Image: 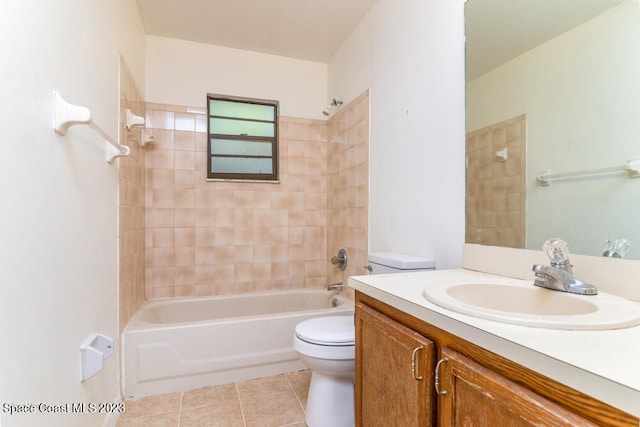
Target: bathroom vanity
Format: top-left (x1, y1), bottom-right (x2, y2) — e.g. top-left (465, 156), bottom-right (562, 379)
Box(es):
top-left (349, 267), bottom-right (640, 426)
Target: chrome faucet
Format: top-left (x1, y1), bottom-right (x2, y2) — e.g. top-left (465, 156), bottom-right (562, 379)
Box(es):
top-left (532, 239), bottom-right (597, 295)
top-left (327, 283), bottom-right (344, 292)
top-left (532, 265), bottom-right (597, 295)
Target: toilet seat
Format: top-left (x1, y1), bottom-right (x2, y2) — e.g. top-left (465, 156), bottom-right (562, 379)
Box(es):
top-left (295, 315), bottom-right (355, 346)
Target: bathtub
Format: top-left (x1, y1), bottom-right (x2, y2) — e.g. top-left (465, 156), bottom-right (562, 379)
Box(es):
top-left (122, 288), bottom-right (354, 399)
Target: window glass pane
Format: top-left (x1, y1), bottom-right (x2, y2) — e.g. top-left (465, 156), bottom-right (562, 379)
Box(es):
top-left (211, 157), bottom-right (273, 174)
top-left (209, 99), bottom-right (274, 121)
top-left (207, 94), bottom-right (278, 180)
top-left (210, 118), bottom-right (274, 137)
top-left (211, 138), bottom-right (273, 156)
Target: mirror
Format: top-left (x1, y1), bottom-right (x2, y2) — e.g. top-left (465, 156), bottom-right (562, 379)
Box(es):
top-left (465, 0), bottom-right (640, 259)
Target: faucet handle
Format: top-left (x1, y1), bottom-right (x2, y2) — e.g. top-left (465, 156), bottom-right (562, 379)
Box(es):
top-left (543, 238), bottom-right (570, 263)
top-left (603, 238), bottom-right (630, 258)
top-left (542, 238), bottom-right (573, 273)
top-left (331, 248), bottom-right (348, 271)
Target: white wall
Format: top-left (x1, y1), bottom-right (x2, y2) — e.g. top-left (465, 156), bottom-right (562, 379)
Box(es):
top-left (0, 0), bottom-right (145, 426)
top-left (145, 36), bottom-right (328, 119)
top-left (467, 2), bottom-right (640, 259)
top-left (329, 0), bottom-right (467, 269)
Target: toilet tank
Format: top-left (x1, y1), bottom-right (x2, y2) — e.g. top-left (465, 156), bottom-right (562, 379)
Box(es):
top-left (367, 252), bottom-right (435, 274)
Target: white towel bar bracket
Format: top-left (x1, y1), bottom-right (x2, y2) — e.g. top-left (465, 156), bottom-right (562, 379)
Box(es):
top-left (125, 108), bottom-right (145, 130)
top-left (52, 91), bottom-right (131, 163)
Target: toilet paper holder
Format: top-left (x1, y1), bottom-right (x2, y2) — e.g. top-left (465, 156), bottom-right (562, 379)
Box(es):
top-left (80, 333), bottom-right (113, 381)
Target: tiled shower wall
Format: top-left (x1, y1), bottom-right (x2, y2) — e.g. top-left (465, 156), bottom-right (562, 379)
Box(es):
top-left (143, 91), bottom-right (370, 299)
top-left (326, 90), bottom-right (370, 293)
top-left (118, 59), bottom-right (147, 332)
top-left (465, 114), bottom-right (526, 249)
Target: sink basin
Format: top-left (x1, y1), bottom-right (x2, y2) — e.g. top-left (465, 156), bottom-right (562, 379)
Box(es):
top-left (423, 281), bottom-right (640, 330)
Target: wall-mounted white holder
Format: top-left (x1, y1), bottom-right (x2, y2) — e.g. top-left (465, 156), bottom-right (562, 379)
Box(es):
top-left (53, 91), bottom-right (130, 163)
top-left (140, 132), bottom-right (156, 147)
top-left (495, 147), bottom-right (508, 162)
top-left (537, 158), bottom-right (640, 186)
top-left (80, 333), bottom-right (113, 382)
top-left (126, 109), bottom-right (145, 130)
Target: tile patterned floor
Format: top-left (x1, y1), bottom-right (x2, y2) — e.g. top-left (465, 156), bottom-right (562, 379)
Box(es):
top-left (116, 370), bottom-right (310, 427)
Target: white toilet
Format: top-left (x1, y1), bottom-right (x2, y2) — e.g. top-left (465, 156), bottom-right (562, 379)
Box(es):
top-left (293, 252), bottom-right (435, 427)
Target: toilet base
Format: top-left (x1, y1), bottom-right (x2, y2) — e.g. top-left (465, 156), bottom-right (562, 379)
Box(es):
top-left (305, 371), bottom-right (354, 427)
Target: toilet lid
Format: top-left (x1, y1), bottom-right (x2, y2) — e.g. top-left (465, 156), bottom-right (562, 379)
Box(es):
top-left (295, 315), bottom-right (355, 346)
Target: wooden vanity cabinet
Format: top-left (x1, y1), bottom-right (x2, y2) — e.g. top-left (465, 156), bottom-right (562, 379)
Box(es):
top-left (355, 292), bottom-right (639, 427)
top-left (437, 347), bottom-right (598, 426)
top-left (355, 303), bottom-right (436, 426)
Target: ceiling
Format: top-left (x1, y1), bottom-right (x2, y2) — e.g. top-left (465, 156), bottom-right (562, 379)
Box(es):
top-left (135, 0), bottom-right (378, 63)
top-left (465, 0), bottom-right (626, 81)
top-left (136, 0), bottom-right (625, 77)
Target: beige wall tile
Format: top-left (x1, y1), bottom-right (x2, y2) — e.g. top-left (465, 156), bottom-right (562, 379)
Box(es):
top-left (151, 130), bottom-right (174, 150)
top-left (174, 150), bottom-right (195, 170)
top-left (135, 91), bottom-right (369, 299)
top-left (153, 111), bottom-right (175, 130)
top-left (146, 149), bottom-right (174, 169)
top-left (175, 248), bottom-right (194, 267)
top-left (174, 208), bottom-right (195, 227)
top-left (174, 113), bottom-right (195, 132)
top-left (118, 60), bottom-right (147, 333)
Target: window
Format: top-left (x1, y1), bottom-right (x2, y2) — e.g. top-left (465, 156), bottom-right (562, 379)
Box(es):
top-left (207, 94), bottom-right (279, 181)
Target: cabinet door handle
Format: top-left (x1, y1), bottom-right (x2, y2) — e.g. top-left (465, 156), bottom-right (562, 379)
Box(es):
top-left (435, 358), bottom-right (449, 395)
top-left (411, 346), bottom-right (423, 381)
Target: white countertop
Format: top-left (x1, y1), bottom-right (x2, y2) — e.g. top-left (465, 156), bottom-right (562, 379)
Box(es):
top-left (348, 268), bottom-right (640, 417)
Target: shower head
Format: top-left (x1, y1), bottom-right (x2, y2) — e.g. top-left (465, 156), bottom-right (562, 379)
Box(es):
top-left (322, 98), bottom-right (343, 116)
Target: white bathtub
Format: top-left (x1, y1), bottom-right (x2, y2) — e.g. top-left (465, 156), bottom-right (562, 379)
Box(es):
top-left (122, 288), bottom-right (354, 399)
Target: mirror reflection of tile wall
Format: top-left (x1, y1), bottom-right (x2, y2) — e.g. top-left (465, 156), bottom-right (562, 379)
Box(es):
top-left (466, 115), bottom-right (526, 248)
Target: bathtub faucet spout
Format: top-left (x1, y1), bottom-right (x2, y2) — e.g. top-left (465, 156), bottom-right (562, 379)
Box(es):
top-left (327, 283), bottom-right (344, 292)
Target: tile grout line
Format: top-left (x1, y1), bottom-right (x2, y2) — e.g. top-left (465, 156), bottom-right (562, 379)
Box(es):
top-left (285, 374), bottom-right (307, 415)
top-left (176, 390), bottom-right (184, 427)
top-left (235, 381), bottom-right (248, 427)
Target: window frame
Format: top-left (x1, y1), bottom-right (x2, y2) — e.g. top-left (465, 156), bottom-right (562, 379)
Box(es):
top-left (207, 93), bottom-right (279, 182)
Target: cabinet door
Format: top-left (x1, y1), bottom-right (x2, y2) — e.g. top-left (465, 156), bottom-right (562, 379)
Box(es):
top-left (437, 347), bottom-right (599, 427)
top-left (355, 303), bottom-right (436, 427)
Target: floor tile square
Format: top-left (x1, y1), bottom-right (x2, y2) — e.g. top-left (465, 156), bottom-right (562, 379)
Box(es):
top-left (182, 383), bottom-right (239, 409)
top-left (242, 390), bottom-right (305, 427)
top-left (116, 410), bottom-right (179, 427)
top-left (180, 400), bottom-right (244, 427)
top-left (120, 392), bottom-right (182, 420)
top-left (236, 374), bottom-right (291, 399)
